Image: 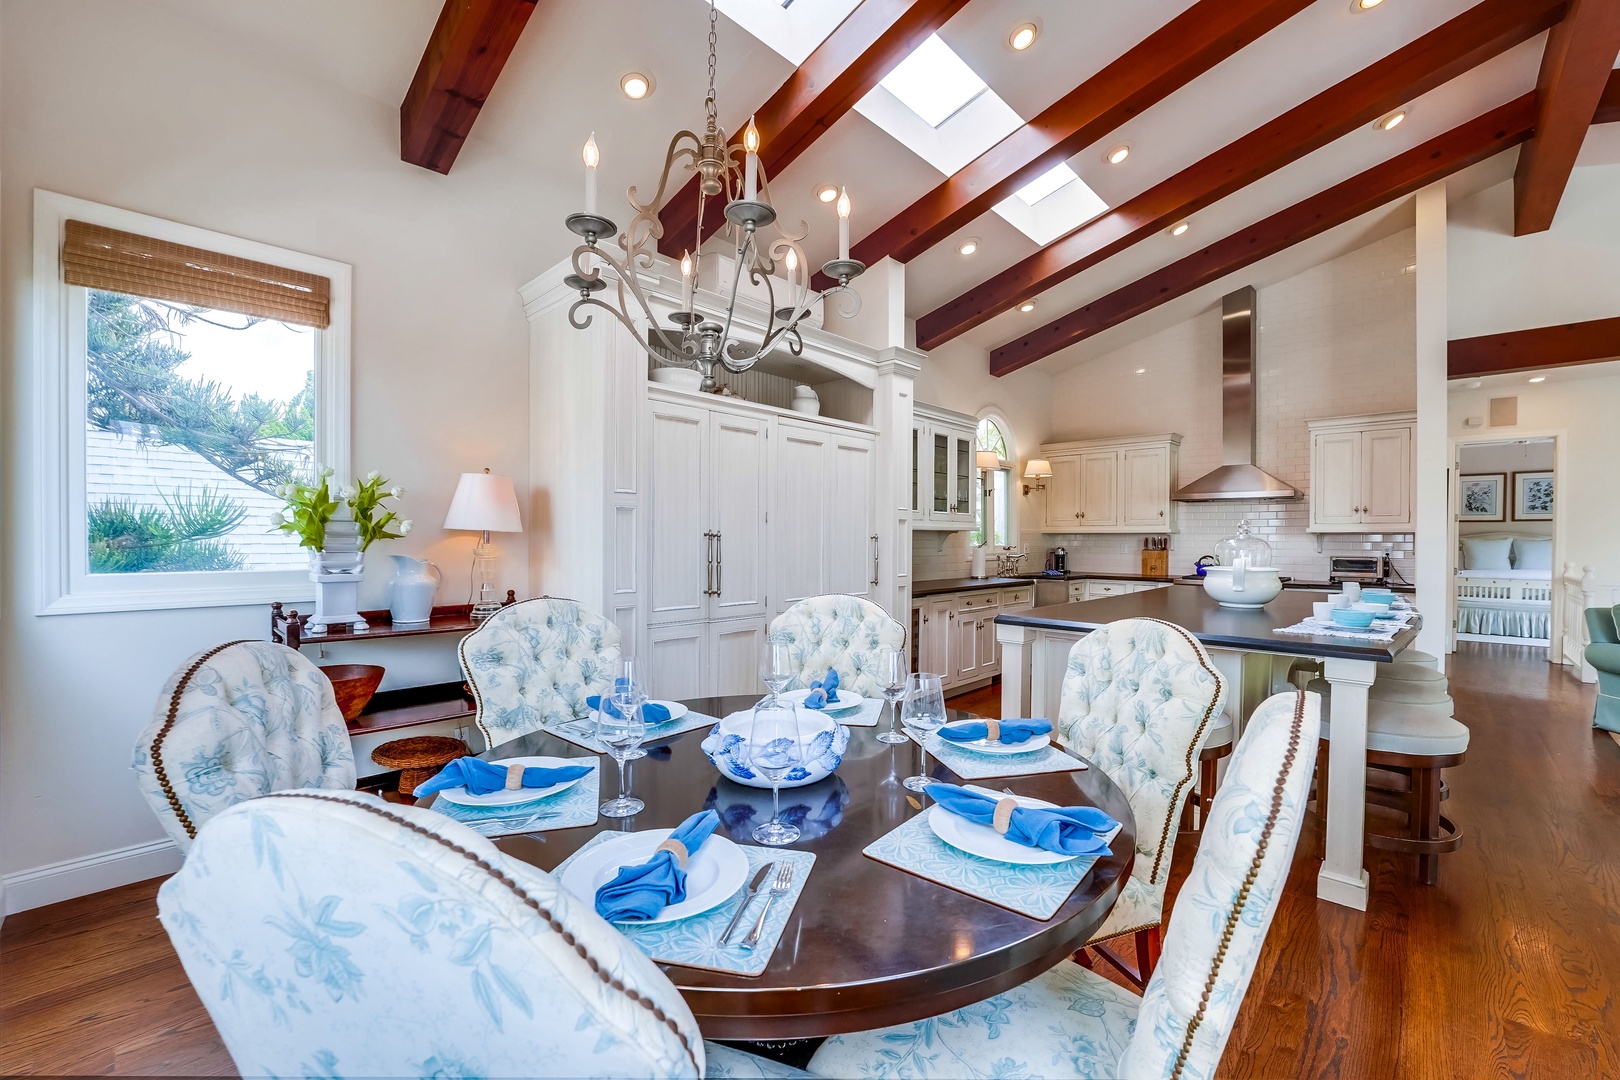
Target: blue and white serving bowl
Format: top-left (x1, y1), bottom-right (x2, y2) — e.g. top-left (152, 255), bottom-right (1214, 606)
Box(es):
top-left (701, 709), bottom-right (850, 789)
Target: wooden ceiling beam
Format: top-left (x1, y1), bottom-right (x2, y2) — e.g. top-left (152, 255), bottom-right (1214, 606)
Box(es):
top-left (400, 0), bottom-right (538, 174)
top-left (829, 0), bottom-right (1314, 285)
top-left (918, 0), bottom-right (1568, 352)
top-left (657, 0), bottom-right (970, 258)
top-left (1450, 316), bottom-right (1620, 377)
top-left (1512, 0), bottom-right (1620, 235)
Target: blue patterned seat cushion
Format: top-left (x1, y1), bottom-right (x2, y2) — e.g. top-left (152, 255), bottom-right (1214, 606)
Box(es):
top-left (460, 597), bottom-right (622, 748)
top-left (131, 640), bottom-right (355, 850)
top-left (769, 595), bottom-right (906, 698)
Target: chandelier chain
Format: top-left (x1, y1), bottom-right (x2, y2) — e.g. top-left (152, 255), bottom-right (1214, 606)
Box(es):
top-left (705, 0), bottom-right (718, 129)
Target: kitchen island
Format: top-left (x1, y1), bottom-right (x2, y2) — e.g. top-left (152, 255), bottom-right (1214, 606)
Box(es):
top-left (996, 584), bottom-right (1421, 912)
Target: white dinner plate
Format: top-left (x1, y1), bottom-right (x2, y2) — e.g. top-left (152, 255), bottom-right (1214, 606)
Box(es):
top-left (935, 723), bottom-right (1051, 756)
top-left (559, 829), bottom-right (750, 925)
top-left (780, 687), bottom-right (865, 713)
top-left (640, 700), bottom-right (690, 726)
top-left (927, 792), bottom-right (1084, 866)
top-left (434, 756), bottom-right (591, 808)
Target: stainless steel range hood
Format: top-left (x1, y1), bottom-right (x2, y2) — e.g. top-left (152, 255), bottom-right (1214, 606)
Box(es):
top-left (1173, 286), bottom-right (1299, 502)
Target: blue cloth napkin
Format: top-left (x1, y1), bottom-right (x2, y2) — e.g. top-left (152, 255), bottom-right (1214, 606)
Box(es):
top-left (413, 757), bottom-right (592, 798)
top-left (803, 670), bottom-right (842, 709)
top-left (585, 695), bottom-right (673, 726)
top-left (937, 718), bottom-right (1053, 745)
top-left (925, 784), bottom-right (1117, 856)
top-left (593, 810), bottom-right (722, 922)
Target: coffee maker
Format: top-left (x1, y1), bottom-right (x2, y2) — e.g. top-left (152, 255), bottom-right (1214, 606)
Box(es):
top-left (1046, 547), bottom-right (1068, 574)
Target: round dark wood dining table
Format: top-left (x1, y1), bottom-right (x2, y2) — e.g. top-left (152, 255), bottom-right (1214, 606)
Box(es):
top-left (477, 696), bottom-right (1136, 1041)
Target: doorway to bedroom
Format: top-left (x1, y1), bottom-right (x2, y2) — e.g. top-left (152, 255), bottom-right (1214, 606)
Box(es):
top-left (1451, 437), bottom-right (1558, 656)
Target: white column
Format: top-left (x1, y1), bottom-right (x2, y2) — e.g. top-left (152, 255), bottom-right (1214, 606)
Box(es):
top-left (1414, 182), bottom-right (1449, 670)
top-left (1318, 656), bottom-right (1375, 910)
top-left (995, 621), bottom-right (1036, 719)
top-left (875, 350), bottom-right (920, 619)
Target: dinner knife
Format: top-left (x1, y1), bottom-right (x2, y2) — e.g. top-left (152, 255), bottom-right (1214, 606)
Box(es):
top-left (720, 862), bottom-right (776, 945)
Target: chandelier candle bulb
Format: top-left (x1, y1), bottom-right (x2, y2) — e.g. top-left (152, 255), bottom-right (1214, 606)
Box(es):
top-left (680, 251), bottom-right (694, 311)
top-left (743, 117), bottom-right (760, 202)
top-left (837, 188), bottom-right (851, 261)
top-left (582, 132), bottom-right (599, 215)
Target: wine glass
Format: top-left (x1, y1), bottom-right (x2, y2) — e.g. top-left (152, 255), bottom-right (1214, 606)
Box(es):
top-left (875, 646), bottom-right (909, 744)
top-left (743, 700), bottom-right (805, 846)
top-left (900, 673), bottom-right (947, 793)
top-left (597, 684), bottom-right (647, 818)
top-left (760, 640), bottom-right (796, 707)
top-left (614, 658), bottom-right (648, 761)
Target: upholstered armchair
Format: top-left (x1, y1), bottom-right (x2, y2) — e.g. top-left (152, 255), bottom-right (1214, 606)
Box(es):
top-left (131, 640), bottom-right (355, 851)
top-left (809, 690), bottom-right (1321, 1080)
top-left (156, 790), bottom-right (802, 1079)
top-left (459, 597), bottom-right (622, 749)
top-left (768, 595), bottom-right (906, 698)
top-left (1054, 618), bottom-right (1228, 986)
top-left (1585, 608), bottom-right (1620, 733)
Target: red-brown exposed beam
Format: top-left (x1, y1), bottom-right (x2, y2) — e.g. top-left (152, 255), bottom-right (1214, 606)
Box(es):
top-left (657, 0), bottom-right (969, 257)
top-left (918, 0), bottom-right (1567, 352)
top-left (1597, 69), bottom-right (1620, 123)
top-left (401, 0), bottom-right (538, 174)
top-left (1449, 316), bottom-right (1620, 377)
top-left (1512, 0), bottom-right (1620, 234)
top-left (989, 96), bottom-right (1539, 376)
top-left (833, 0), bottom-right (1313, 287)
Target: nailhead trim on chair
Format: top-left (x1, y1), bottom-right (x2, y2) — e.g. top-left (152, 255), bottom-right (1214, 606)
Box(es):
top-left (1139, 619), bottom-right (1225, 884)
top-left (1168, 689), bottom-right (1306, 1080)
top-left (269, 791), bottom-right (702, 1076)
top-left (150, 640), bottom-right (253, 840)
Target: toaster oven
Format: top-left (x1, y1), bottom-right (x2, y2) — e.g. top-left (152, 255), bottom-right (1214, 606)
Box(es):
top-left (1328, 554), bottom-right (1388, 585)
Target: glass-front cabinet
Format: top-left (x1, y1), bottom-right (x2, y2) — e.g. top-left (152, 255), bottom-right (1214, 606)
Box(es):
top-left (913, 403), bottom-right (978, 531)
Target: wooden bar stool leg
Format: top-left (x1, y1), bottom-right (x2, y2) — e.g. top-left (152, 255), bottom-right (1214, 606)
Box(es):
top-left (1415, 766), bottom-right (1442, 886)
top-left (1199, 756), bottom-right (1219, 830)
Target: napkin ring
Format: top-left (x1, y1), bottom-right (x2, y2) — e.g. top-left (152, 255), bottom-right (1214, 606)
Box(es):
top-left (504, 764), bottom-right (526, 791)
top-left (984, 719), bottom-right (1001, 742)
top-left (655, 838), bottom-right (689, 869)
top-left (992, 797), bottom-right (1019, 836)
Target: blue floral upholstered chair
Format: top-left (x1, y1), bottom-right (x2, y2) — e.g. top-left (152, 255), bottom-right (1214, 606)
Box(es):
top-left (807, 689), bottom-right (1321, 1080)
top-left (132, 640), bottom-right (355, 851)
top-left (157, 790), bottom-right (804, 1079)
top-left (459, 596), bottom-right (622, 749)
top-left (1055, 619), bottom-right (1227, 987)
top-left (1584, 607), bottom-right (1620, 733)
top-left (768, 594), bottom-right (906, 697)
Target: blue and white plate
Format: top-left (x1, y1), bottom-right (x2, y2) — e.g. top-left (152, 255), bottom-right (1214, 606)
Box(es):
top-left (780, 687), bottom-right (865, 713)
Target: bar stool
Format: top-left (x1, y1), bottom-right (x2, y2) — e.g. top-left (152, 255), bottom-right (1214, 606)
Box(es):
top-left (1181, 715), bottom-right (1232, 832)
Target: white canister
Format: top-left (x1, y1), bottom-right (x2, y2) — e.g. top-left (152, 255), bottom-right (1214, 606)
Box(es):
top-left (1342, 582), bottom-right (1362, 603)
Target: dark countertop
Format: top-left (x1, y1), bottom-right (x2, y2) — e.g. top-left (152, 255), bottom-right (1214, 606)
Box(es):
top-left (995, 584), bottom-right (1421, 662)
top-left (1173, 575), bottom-right (1416, 594)
top-left (914, 572), bottom-right (1175, 597)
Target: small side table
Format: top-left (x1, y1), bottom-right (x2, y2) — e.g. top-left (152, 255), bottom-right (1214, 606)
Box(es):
top-left (371, 735), bottom-right (469, 797)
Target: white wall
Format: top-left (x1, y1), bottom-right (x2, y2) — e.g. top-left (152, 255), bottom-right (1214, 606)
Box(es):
top-left (1456, 440), bottom-right (1555, 539)
top-left (0, 0), bottom-right (553, 909)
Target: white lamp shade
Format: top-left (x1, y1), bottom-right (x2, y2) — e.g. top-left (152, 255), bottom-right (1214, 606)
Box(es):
top-left (443, 471), bottom-right (523, 533)
top-left (976, 450), bottom-right (1003, 470)
top-left (1024, 458), bottom-right (1053, 479)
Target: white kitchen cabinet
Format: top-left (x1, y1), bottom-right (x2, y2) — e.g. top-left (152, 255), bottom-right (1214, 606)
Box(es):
top-left (1307, 413), bottom-right (1415, 533)
top-left (1083, 579), bottom-right (1132, 600)
top-left (1077, 450), bottom-right (1118, 527)
top-left (1044, 456), bottom-right (1083, 530)
top-left (952, 594), bottom-right (1000, 683)
top-left (1038, 434), bottom-right (1181, 534)
top-left (920, 597), bottom-right (954, 683)
top-left (1121, 445), bottom-right (1173, 529)
top-left (829, 433), bottom-right (878, 601)
top-left (913, 403), bottom-right (978, 531)
top-left (775, 421), bottom-right (833, 609)
top-left (709, 412), bottom-right (771, 622)
top-left (646, 616), bottom-right (765, 700)
top-left (709, 617), bottom-right (767, 696)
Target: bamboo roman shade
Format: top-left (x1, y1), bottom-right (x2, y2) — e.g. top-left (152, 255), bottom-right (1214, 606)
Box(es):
top-left (62, 220), bottom-right (331, 328)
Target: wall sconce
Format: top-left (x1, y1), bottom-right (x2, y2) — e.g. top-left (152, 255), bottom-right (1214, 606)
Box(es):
top-left (976, 450), bottom-right (1002, 494)
top-left (1022, 458), bottom-right (1052, 495)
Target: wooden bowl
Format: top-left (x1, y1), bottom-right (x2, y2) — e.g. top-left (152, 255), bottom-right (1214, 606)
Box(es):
top-left (320, 664), bottom-right (386, 721)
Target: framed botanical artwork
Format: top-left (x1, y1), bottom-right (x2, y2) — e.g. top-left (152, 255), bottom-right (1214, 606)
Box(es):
top-left (1513, 470), bottom-right (1554, 521)
top-left (1458, 473), bottom-right (1505, 521)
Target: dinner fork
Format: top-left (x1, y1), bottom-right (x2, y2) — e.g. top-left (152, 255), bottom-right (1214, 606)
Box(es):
top-left (740, 863), bottom-right (795, 951)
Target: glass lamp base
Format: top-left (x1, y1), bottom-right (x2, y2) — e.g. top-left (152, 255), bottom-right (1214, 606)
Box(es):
top-left (752, 820), bottom-right (801, 846)
top-left (600, 796), bottom-right (644, 819)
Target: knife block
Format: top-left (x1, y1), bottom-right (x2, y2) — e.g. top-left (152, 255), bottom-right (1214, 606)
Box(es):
top-left (1141, 549), bottom-right (1169, 578)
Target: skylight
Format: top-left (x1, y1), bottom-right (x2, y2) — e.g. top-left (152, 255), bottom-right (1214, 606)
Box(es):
top-left (878, 34), bottom-right (987, 128)
top-left (712, 0), bottom-right (861, 66)
top-left (1016, 163), bottom-right (1080, 206)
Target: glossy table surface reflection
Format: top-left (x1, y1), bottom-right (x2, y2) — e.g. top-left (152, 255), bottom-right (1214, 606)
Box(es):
top-left (483, 696), bottom-right (1135, 1040)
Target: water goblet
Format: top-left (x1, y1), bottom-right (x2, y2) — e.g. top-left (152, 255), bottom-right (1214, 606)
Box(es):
top-left (597, 686), bottom-right (647, 818)
top-left (900, 673), bottom-right (947, 793)
top-left (760, 640), bottom-right (796, 707)
top-left (744, 700), bottom-right (805, 846)
top-left (875, 646), bottom-right (909, 745)
top-left (612, 659), bottom-right (648, 760)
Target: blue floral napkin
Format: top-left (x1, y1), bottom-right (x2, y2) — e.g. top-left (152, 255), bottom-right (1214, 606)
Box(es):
top-left (803, 670), bottom-right (842, 710)
top-left (594, 810), bottom-right (722, 922)
top-left (925, 783), bottom-right (1116, 856)
top-left (412, 757), bottom-right (592, 798)
top-left (937, 719), bottom-right (1052, 745)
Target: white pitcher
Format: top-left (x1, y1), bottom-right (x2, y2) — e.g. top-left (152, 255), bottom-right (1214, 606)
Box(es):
top-left (387, 554), bottom-right (441, 626)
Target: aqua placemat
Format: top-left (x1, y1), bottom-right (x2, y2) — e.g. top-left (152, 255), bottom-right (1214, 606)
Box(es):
top-left (822, 698), bottom-right (885, 727)
top-left (545, 710), bottom-right (721, 753)
top-left (908, 731), bottom-right (1088, 780)
top-left (428, 761), bottom-right (599, 838)
top-left (554, 832), bottom-right (815, 977)
top-left (863, 808), bottom-right (1106, 920)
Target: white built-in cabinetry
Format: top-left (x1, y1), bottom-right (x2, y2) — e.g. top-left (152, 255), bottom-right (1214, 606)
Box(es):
top-left (911, 584), bottom-right (1035, 692)
top-left (911, 403), bottom-right (978, 531)
top-left (1038, 435), bottom-right (1181, 533)
top-left (1307, 412), bottom-right (1415, 533)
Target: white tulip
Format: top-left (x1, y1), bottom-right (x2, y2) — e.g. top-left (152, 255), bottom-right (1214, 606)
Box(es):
top-left (390, 486), bottom-right (404, 498)
top-left (365, 470), bottom-right (381, 483)
top-left (337, 484), bottom-right (356, 500)
top-left (400, 519), bottom-right (414, 535)
top-left (318, 464), bottom-right (335, 479)
top-left (269, 511), bottom-right (285, 525)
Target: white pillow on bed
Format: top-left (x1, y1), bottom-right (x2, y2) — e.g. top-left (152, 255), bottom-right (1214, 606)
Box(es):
top-left (1460, 536), bottom-right (1513, 571)
top-left (1513, 537), bottom-right (1552, 571)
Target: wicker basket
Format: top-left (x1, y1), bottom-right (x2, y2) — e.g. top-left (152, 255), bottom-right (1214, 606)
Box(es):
top-left (371, 735), bottom-right (469, 796)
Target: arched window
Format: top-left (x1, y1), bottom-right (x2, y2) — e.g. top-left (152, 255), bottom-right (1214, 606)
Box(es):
top-left (973, 416), bottom-right (1012, 547)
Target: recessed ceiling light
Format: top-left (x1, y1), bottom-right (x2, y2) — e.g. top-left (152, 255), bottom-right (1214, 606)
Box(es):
top-left (1135, 368), bottom-right (1147, 375)
top-left (1019, 300), bottom-right (1036, 313)
top-left (1009, 23), bottom-right (1038, 51)
top-left (815, 183), bottom-right (840, 203)
top-left (620, 72), bottom-right (652, 100)
top-left (1375, 110), bottom-right (1406, 132)
top-left (958, 237), bottom-right (980, 256)
top-left (1353, 0), bottom-right (1385, 10)
top-left (1169, 221), bottom-right (1190, 237)
top-left (1468, 379), bottom-right (1483, 389)
top-left (1527, 375), bottom-right (1546, 383)
top-left (1105, 144), bottom-right (1131, 165)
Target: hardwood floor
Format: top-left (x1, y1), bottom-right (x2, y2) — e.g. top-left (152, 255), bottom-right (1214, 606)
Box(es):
top-left (2, 644), bottom-right (1613, 1077)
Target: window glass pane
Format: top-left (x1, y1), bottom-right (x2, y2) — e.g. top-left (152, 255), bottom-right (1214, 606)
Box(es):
top-left (85, 289), bottom-right (315, 574)
top-left (993, 469), bottom-right (1010, 545)
top-left (972, 474), bottom-right (985, 546)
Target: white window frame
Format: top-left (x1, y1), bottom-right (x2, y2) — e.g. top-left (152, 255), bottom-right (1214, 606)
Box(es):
top-left (33, 190), bottom-right (351, 615)
top-left (974, 411), bottom-right (1016, 548)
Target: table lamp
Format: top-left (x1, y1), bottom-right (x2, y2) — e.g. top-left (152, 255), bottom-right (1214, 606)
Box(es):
top-left (443, 468), bottom-right (523, 620)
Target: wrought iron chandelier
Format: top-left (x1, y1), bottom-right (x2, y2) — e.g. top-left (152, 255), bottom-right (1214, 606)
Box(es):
top-left (562, 0), bottom-right (865, 391)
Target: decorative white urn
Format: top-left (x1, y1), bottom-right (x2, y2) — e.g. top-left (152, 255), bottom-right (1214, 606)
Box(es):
top-left (306, 519), bottom-right (368, 634)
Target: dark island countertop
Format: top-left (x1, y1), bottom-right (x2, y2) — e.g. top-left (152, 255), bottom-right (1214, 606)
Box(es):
top-left (995, 583), bottom-right (1421, 662)
top-left (913, 572), bottom-right (1174, 597)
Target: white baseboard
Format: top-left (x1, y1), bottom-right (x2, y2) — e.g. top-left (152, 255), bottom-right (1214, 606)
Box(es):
top-left (2, 837), bottom-right (181, 915)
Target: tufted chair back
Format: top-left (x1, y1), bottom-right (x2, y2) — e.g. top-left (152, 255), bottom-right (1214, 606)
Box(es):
top-left (1057, 619), bottom-right (1227, 896)
top-left (460, 597), bottom-right (621, 749)
top-left (1116, 690), bottom-right (1320, 1080)
top-left (132, 640), bottom-right (355, 851)
top-left (157, 790), bottom-right (705, 1078)
top-left (768, 594), bottom-right (906, 697)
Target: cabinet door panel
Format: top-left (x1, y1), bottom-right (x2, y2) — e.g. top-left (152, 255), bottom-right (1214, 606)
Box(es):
top-left (710, 412), bottom-right (769, 621)
top-left (646, 622), bottom-right (705, 701)
top-left (708, 617), bottom-right (766, 697)
top-left (1361, 426), bottom-right (1412, 526)
top-left (646, 403), bottom-right (708, 626)
top-left (776, 424), bottom-right (831, 609)
top-left (975, 606), bottom-right (1001, 675)
top-left (1120, 446), bottom-right (1170, 528)
top-left (829, 434), bottom-right (876, 600)
top-left (931, 431), bottom-right (950, 515)
top-left (1077, 450), bottom-right (1118, 527)
top-left (1045, 457), bottom-right (1082, 529)
top-left (952, 606), bottom-right (980, 683)
top-left (1312, 431), bottom-right (1362, 527)
top-left (924, 598), bottom-right (954, 684)
top-left (953, 434), bottom-right (974, 519)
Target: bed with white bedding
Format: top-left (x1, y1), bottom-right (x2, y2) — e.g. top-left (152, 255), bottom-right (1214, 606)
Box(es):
top-left (1455, 534), bottom-right (1552, 644)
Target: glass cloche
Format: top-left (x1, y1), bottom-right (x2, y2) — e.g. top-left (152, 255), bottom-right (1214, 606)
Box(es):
top-left (1215, 519), bottom-right (1274, 569)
